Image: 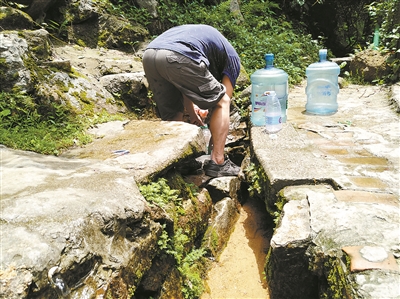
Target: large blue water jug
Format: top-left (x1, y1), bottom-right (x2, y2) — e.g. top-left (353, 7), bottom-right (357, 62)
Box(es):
top-left (305, 49), bottom-right (340, 115)
top-left (250, 54), bottom-right (288, 126)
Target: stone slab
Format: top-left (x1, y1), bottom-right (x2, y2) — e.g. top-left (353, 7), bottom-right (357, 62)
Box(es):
top-left (0, 119), bottom-right (205, 298)
top-left (272, 185), bottom-right (400, 298)
top-left (62, 119), bottom-right (206, 183)
top-left (251, 124), bottom-right (343, 193)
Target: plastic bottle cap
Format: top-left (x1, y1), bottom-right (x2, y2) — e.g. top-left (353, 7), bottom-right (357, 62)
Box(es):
top-left (319, 49), bottom-right (327, 55)
top-left (265, 53), bottom-right (274, 61)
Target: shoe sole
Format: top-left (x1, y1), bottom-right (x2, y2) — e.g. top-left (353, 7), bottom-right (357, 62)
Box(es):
top-left (205, 169), bottom-right (238, 178)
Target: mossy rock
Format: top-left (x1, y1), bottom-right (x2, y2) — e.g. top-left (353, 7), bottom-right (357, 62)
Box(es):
top-left (0, 6), bottom-right (34, 30)
top-left (98, 14), bottom-right (149, 51)
top-left (20, 29), bottom-right (52, 60)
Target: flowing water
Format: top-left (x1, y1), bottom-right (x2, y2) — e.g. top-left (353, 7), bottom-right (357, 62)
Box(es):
top-left (201, 196), bottom-right (273, 299)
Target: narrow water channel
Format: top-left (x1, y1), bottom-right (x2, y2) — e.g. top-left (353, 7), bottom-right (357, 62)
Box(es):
top-left (201, 196), bottom-right (273, 299)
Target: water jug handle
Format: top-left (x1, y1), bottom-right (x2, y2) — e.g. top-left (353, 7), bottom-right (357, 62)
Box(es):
top-left (306, 78), bottom-right (339, 94)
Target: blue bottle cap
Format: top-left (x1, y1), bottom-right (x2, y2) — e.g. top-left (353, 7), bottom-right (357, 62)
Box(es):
top-left (319, 49), bottom-right (327, 62)
top-left (265, 53), bottom-right (274, 61)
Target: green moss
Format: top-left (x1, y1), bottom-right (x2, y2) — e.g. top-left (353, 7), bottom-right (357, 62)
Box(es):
top-left (209, 228), bottom-right (219, 253)
top-left (264, 247), bottom-right (273, 282)
top-left (98, 30), bottom-right (110, 48)
top-left (77, 39), bottom-right (86, 47)
top-left (0, 57), bottom-right (9, 83)
top-left (139, 173), bottom-right (210, 299)
top-left (321, 255), bottom-right (351, 299)
top-left (276, 189), bottom-right (288, 212)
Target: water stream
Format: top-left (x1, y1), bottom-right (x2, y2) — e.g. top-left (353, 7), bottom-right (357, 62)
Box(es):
top-left (201, 196), bottom-right (273, 298)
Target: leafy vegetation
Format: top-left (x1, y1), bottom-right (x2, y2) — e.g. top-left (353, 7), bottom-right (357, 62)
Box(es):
top-left (0, 90), bottom-right (124, 155)
top-left (0, 91), bottom-right (86, 155)
top-left (139, 178), bottom-right (181, 207)
top-left (139, 178), bottom-right (207, 299)
top-left (157, 0), bottom-right (322, 85)
top-left (155, 0), bottom-right (399, 84)
top-left (367, 0), bottom-right (400, 82)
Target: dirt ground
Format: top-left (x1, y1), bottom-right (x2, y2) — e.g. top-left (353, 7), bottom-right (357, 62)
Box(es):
top-left (201, 197), bottom-right (273, 299)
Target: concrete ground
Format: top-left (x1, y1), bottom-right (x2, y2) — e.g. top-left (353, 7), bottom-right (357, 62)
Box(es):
top-left (251, 82), bottom-right (399, 298)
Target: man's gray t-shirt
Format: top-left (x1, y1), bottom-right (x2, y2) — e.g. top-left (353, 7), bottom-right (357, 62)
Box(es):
top-left (146, 24), bottom-right (241, 87)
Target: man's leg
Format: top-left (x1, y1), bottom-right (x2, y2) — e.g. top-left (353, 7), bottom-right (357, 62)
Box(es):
top-left (143, 49), bottom-right (184, 120)
top-left (209, 93), bottom-right (230, 165)
top-left (169, 111), bottom-right (183, 121)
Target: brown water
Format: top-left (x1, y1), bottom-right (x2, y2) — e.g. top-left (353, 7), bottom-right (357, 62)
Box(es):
top-left (201, 197), bottom-right (273, 299)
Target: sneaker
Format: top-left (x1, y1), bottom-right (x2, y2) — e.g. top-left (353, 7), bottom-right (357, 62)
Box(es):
top-left (203, 158), bottom-right (241, 178)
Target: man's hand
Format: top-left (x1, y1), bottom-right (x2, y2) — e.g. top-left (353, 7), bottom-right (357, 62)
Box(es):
top-left (183, 95), bottom-right (207, 126)
top-left (194, 105), bottom-right (209, 121)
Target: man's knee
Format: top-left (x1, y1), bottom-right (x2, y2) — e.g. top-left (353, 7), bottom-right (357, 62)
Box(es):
top-left (215, 94), bottom-right (230, 108)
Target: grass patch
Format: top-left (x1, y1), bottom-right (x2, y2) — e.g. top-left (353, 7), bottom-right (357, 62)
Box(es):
top-left (0, 91), bottom-right (123, 155)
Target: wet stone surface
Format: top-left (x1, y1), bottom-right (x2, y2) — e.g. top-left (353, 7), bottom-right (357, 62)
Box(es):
top-left (261, 83), bottom-right (399, 299)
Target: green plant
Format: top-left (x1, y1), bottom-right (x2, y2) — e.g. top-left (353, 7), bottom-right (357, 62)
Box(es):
top-left (367, 0), bottom-right (400, 82)
top-left (157, 224), bottom-right (171, 251)
top-left (245, 162), bottom-right (262, 197)
top-left (0, 91), bottom-right (89, 155)
top-left (154, 225), bottom-right (207, 299)
top-left (0, 90), bottom-right (124, 155)
top-left (179, 248), bottom-right (207, 299)
top-left (139, 178), bottom-right (184, 211)
top-left (156, 0), bottom-right (322, 85)
top-left (140, 177), bottom-right (207, 298)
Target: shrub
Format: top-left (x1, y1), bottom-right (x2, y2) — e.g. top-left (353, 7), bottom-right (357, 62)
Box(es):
top-left (157, 0), bottom-right (322, 85)
top-left (367, 0), bottom-right (400, 83)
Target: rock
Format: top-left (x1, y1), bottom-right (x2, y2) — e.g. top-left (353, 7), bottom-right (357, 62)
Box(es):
top-left (98, 14), bottom-right (149, 51)
top-left (136, 0), bottom-right (159, 18)
top-left (201, 177), bottom-right (242, 258)
top-left (35, 70), bottom-right (122, 114)
top-left (202, 197), bottom-right (240, 258)
top-left (206, 176), bottom-right (242, 203)
top-left (266, 184), bottom-right (400, 299)
top-left (100, 72), bottom-right (149, 110)
top-left (62, 120), bottom-right (206, 183)
top-left (67, 0), bottom-right (99, 23)
top-left (230, 0), bottom-right (244, 22)
top-left (0, 119), bottom-right (212, 298)
top-left (250, 124), bottom-right (341, 211)
top-left (0, 146), bottom-right (160, 298)
top-left (0, 32), bottom-right (32, 92)
top-left (20, 29), bottom-right (52, 60)
top-left (349, 49), bottom-right (390, 82)
top-left (390, 82), bottom-right (400, 113)
top-left (52, 45), bottom-right (144, 79)
top-left (41, 59), bottom-right (72, 72)
top-left (25, 0), bottom-right (57, 21)
top-left (0, 6), bottom-right (34, 30)
top-left (267, 197), bottom-right (317, 299)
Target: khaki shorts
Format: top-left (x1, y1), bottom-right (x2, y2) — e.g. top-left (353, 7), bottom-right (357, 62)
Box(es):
top-left (143, 49), bottom-right (226, 120)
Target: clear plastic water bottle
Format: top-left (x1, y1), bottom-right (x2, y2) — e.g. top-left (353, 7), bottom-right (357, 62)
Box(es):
top-left (305, 49), bottom-right (340, 115)
top-left (264, 91), bottom-right (282, 134)
top-left (201, 125), bottom-right (212, 154)
top-left (250, 54), bottom-right (289, 126)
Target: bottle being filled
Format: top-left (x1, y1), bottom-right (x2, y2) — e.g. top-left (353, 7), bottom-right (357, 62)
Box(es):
top-left (264, 91), bottom-right (282, 134)
top-left (250, 54), bottom-right (288, 126)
